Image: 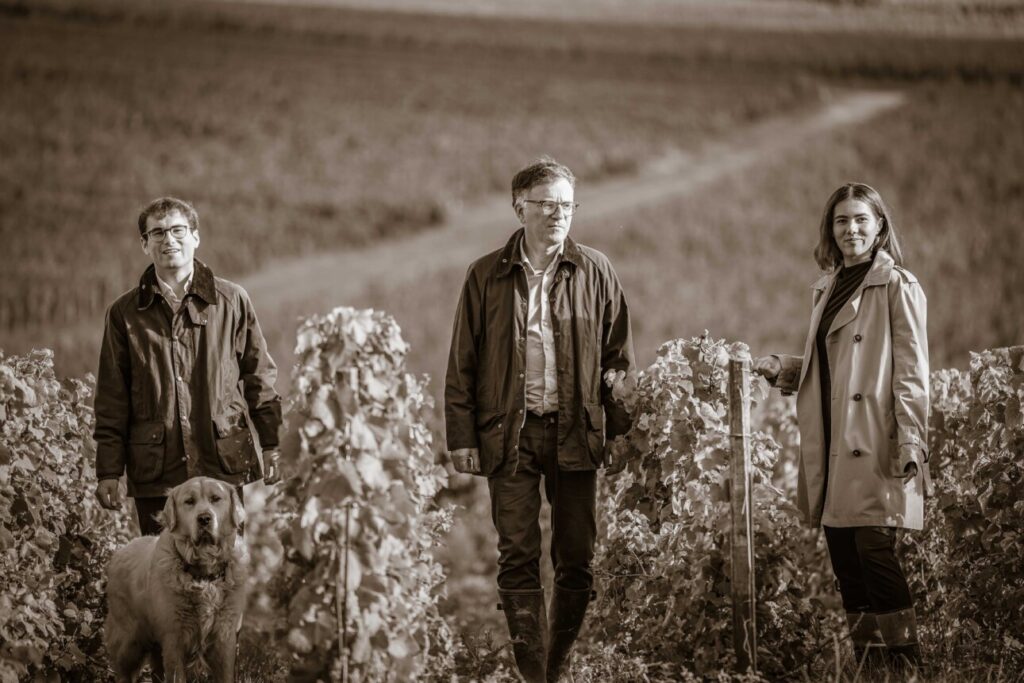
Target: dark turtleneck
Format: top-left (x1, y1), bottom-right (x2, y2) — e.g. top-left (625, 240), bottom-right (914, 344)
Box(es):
top-left (817, 259), bottom-right (873, 477)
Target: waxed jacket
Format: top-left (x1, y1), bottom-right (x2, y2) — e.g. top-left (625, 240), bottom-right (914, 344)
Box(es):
top-left (93, 260), bottom-right (281, 497)
top-left (774, 250), bottom-right (929, 530)
top-left (445, 229), bottom-right (635, 476)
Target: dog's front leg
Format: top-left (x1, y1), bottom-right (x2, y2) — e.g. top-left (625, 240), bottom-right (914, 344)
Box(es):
top-left (208, 625), bottom-right (238, 683)
top-left (149, 643), bottom-right (165, 682)
top-left (160, 643), bottom-right (187, 683)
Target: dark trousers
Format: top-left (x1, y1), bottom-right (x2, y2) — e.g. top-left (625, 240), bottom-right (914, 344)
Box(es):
top-left (487, 412), bottom-right (597, 592)
top-left (824, 526), bottom-right (914, 614)
top-left (134, 485), bottom-right (245, 536)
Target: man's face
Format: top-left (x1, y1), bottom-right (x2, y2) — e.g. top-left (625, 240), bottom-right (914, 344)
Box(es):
top-left (141, 210), bottom-right (199, 272)
top-left (516, 178), bottom-right (575, 249)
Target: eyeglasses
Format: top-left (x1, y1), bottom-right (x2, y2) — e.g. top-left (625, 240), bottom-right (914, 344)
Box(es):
top-left (522, 200), bottom-right (579, 217)
top-left (143, 225), bottom-right (192, 242)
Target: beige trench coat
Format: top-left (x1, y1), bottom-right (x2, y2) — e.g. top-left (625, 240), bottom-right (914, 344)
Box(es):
top-left (774, 250), bottom-right (929, 530)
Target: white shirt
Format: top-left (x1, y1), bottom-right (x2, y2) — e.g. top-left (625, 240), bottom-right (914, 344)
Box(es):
top-left (155, 270), bottom-right (194, 314)
top-left (521, 242), bottom-right (561, 414)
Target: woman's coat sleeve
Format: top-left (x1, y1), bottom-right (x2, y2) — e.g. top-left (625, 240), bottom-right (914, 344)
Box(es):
top-left (889, 272), bottom-right (929, 470)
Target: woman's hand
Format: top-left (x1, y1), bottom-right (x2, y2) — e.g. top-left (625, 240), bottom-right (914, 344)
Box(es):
top-left (752, 355), bottom-right (782, 381)
top-left (899, 444), bottom-right (920, 481)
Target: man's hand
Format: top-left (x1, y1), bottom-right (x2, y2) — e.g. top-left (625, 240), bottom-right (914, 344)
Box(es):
top-left (604, 444), bottom-right (627, 477)
top-left (752, 355), bottom-right (782, 381)
top-left (95, 479), bottom-right (123, 510)
top-left (263, 448), bottom-right (282, 485)
top-left (450, 448), bottom-right (481, 474)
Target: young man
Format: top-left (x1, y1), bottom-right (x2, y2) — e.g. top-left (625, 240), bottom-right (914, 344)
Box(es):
top-left (93, 197), bottom-right (281, 535)
top-left (445, 158), bottom-right (635, 682)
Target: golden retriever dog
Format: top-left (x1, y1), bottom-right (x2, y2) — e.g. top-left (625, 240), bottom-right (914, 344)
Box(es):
top-left (105, 477), bottom-right (247, 682)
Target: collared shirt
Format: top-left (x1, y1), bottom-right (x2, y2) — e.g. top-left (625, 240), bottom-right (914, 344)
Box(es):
top-left (521, 241), bottom-right (561, 414)
top-left (154, 269), bottom-right (194, 314)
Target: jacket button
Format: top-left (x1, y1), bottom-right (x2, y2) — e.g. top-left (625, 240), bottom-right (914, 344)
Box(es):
top-left (854, 334), bottom-right (863, 342)
top-left (852, 449), bottom-right (862, 457)
top-left (497, 423), bottom-right (502, 429)
top-left (853, 393), bottom-right (862, 401)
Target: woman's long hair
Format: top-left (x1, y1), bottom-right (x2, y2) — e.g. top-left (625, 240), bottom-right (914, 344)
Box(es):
top-left (814, 183), bottom-right (904, 271)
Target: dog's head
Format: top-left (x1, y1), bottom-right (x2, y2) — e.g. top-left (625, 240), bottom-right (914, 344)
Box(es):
top-left (161, 477), bottom-right (244, 571)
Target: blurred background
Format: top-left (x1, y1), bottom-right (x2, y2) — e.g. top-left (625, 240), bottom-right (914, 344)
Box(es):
top-left (2, 0), bottom-right (1022, 665)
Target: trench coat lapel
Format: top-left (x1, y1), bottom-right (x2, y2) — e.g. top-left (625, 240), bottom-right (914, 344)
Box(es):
top-left (827, 251), bottom-right (895, 338)
top-left (827, 290), bottom-right (862, 338)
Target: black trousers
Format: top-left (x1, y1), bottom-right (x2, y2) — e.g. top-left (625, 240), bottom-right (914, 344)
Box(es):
top-left (487, 412), bottom-right (597, 592)
top-left (133, 485), bottom-right (245, 536)
top-left (823, 525), bottom-right (914, 614)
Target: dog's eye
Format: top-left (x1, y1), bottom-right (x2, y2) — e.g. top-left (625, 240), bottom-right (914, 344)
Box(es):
top-left (184, 498), bottom-right (196, 506)
top-left (209, 495), bottom-right (221, 503)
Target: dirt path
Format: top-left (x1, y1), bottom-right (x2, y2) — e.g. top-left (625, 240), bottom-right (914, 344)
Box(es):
top-left (10, 89), bottom-right (904, 378)
top-left (242, 89), bottom-right (905, 317)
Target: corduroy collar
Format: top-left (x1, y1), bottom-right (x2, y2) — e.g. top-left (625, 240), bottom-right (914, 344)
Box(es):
top-left (138, 259), bottom-right (216, 310)
top-left (494, 228), bottom-right (585, 278)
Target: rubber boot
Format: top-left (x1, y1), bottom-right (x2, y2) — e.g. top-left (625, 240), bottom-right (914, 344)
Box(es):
top-left (877, 607), bottom-right (922, 676)
top-left (546, 587), bottom-right (592, 683)
top-left (846, 611), bottom-right (886, 674)
top-left (498, 589), bottom-right (548, 683)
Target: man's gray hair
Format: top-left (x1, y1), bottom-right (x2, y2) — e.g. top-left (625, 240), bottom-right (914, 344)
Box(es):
top-left (511, 156), bottom-right (576, 208)
top-left (137, 196), bottom-right (200, 236)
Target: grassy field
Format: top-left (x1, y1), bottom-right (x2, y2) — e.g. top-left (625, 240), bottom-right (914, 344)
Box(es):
top-left (1, 0), bottom-right (1022, 339)
top-left (0, 2), bottom-right (830, 334)
top-left (326, 82), bottom-right (1023, 390)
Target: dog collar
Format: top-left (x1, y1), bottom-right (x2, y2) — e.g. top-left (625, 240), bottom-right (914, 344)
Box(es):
top-left (184, 562), bottom-right (227, 583)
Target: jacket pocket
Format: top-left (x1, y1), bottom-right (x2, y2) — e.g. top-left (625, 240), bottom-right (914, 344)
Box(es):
top-left (475, 409), bottom-right (507, 475)
top-left (127, 421), bottom-right (166, 484)
top-left (213, 412), bottom-right (258, 475)
top-left (584, 403), bottom-right (606, 465)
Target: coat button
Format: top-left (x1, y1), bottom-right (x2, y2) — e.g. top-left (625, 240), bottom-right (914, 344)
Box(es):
top-left (497, 423), bottom-right (502, 429)
top-left (853, 393), bottom-right (862, 401)
top-left (854, 334), bottom-right (863, 342)
top-left (852, 449), bottom-right (862, 457)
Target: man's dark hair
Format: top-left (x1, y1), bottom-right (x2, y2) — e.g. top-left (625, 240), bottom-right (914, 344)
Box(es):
top-left (511, 156), bottom-right (576, 208)
top-left (137, 197), bottom-right (200, 236)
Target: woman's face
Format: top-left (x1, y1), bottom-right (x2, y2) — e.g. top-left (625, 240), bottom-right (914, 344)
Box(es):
top-left (831, 198), bottom-right (882, 266)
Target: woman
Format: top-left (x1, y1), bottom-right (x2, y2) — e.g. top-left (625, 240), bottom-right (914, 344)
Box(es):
top-left (754, 183), bottom-right (929, 673)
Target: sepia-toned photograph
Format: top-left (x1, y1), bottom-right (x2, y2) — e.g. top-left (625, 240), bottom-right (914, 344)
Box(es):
top-left (1, 0), bottom-right (1022, 680)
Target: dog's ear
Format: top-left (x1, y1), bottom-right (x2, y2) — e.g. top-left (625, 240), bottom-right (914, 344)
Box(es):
top-left (229, 485), bottom-right (246, 533)
top-left (159, 488), bottom-right (177, 532)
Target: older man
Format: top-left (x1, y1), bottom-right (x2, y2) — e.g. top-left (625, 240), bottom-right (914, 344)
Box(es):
top-left (93, 197), bottom-right (281, 535)
top-left (445, 158), bottom-right (635, 682)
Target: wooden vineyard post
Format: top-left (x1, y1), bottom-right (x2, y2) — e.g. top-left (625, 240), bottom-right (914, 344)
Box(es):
top-left (728, 358), bottom-right (757, 673)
